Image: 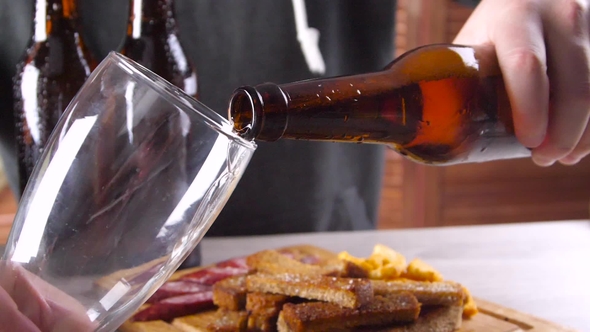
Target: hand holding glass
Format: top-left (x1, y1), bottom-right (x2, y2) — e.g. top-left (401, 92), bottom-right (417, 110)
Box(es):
top-left (1, 52), bottom-right (256, 331)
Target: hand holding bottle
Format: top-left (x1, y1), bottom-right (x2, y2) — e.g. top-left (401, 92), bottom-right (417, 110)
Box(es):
top-left (454, 0), bottom-right (590, 166)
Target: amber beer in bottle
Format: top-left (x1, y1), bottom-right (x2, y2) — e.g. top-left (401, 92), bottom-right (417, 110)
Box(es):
top-left (119, 0), bottom-right (198, 98)
top-left (13, 0), bottom-right (96, 196)
top-left (229, 44), bottom-right (531, 165)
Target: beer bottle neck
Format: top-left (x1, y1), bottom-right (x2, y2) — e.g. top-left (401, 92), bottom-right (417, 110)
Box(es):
top-left (229, 71), bottom-right (420, 146)
top-left (33, 0), bottom-right (78, 42)
top-left (127, 0), bottom-right (177, 39)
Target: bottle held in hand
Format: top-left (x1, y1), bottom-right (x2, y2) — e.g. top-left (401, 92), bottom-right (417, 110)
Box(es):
top-left (228, 44), bottom-right (530, 165)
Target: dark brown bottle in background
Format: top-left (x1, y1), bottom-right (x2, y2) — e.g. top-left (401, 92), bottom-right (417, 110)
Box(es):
top-left (118, 0), bottom-right (200, 268)
top-left (13, 0), bottom-right (97, 197)
top-left (118, 0), bottom-right (198, 98)
top-left (229, 44), bottom-right (531, 165)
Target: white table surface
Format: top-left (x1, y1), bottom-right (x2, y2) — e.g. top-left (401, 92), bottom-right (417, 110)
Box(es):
top-left (200, 220), bottom-right (590, 331)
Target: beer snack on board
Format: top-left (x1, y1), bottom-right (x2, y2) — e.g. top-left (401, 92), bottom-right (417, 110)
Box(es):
top-left (403, 258), bottom-right (445, 282)
top-left (338, 244), bottom-right (478, 318)
top-left (119, 244), bottom-right (478, 332)
top-left (338, 244), bottom-right (408, 279)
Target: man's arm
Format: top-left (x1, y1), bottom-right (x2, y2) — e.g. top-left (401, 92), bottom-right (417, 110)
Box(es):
top-left (455, 0), bottom-right (590, 166)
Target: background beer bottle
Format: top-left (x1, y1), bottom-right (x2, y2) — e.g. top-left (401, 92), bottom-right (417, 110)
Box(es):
top-left (229, 44), bottom-right (531, 165)
top-left (118, 0), bottom-right (200, 268)
top-left (118, 0), bottom-right (198, 98)
top-left (12, 0), bottom-right (97, 197)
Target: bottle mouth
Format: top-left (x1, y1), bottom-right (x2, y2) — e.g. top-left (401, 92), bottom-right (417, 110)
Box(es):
top-left (228, 87), bottom-right (260, 141)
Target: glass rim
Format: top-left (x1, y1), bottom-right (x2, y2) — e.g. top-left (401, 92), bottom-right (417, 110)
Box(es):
top-left (107, 51), bottom-right (257, 150)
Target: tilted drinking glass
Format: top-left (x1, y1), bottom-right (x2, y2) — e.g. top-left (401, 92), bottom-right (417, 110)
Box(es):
top-left (1, 52), bottom-right (256, 331)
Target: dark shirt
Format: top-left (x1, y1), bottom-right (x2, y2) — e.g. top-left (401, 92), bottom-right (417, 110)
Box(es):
top-left (0, 0), bottom-right (478, 237)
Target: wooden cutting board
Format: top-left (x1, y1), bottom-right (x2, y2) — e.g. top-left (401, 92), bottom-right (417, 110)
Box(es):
top-left (457, 298), bottom-right (576, 331)
top-left (119, 298), bottom-right (576, 332)
top-left (117, 245), bottom-right (578, 332)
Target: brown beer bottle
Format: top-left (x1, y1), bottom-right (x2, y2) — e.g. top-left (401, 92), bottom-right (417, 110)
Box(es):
top-left (118, 0), bottom-right (200, 269)
top-left (119, 0), bottom-right (198, 98)
top-left (229, 44), bottom-right (531, 165)
top-left (13, 0), bottom-right (96, 196)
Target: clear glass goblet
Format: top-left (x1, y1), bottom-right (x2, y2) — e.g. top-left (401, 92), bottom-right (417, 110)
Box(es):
top-left (1, 52), bottom-right (256, 331)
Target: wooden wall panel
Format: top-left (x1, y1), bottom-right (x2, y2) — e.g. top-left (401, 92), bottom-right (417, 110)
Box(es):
top-left (446, 1), bottom-right (474, 41)
top-left (441, 158), bottom-right (590, 226)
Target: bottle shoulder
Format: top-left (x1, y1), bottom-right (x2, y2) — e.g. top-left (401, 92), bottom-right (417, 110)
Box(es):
top-left (15, 40), bottom-right (91, 79)
top-left (120, 34), bottom-right (195, 68)
top-left (22, 22), bottom-right (93, 58)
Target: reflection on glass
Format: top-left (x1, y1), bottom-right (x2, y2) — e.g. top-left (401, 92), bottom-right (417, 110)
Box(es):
top-left (2, 52), bottom-right (256, 332)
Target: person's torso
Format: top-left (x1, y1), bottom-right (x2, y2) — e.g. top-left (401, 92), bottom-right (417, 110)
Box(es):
top-left (0, 0), bottom-right (398, 235)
